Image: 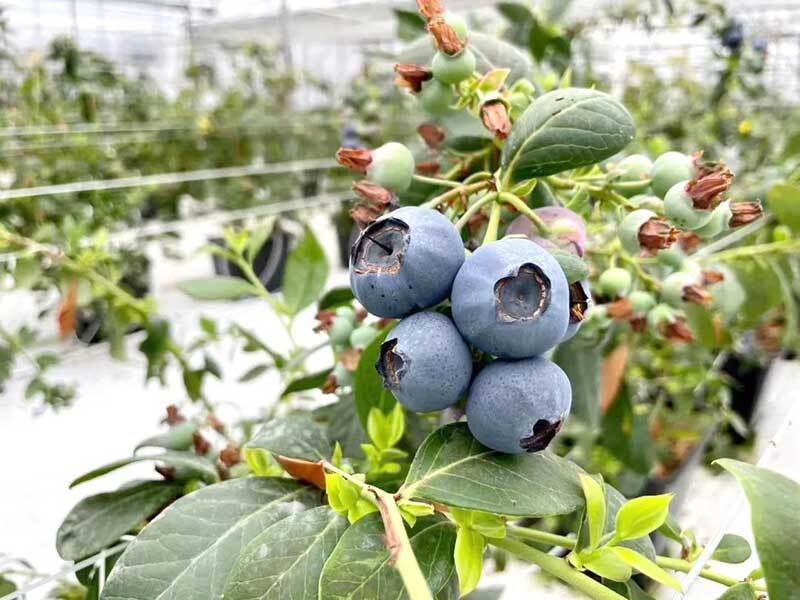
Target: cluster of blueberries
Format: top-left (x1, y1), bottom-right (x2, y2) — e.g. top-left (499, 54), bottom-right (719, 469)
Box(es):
top-left (349, 206), bottom-right (577, 455)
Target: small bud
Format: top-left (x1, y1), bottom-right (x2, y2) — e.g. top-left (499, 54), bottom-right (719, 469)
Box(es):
top-left (427, 18), bottom-right (465, 54)
top-left (352, 180), bottom-right (396, 210)
top-left (664, 317), bottom-right (694, 343)
top-left (192, 431), bottom-right (211, 455)
top-left (702, 269), bottom-right (725, 285)
top-left (416, 0), bottom-right (443, 19)
top-left (638, 217), bottom-right (679, 254)
top-left (480, 100), bottom-right (511, 139)
top-left (335, 147), bottom-right (372, 173)
top-left (606, 298), bottom-right (633, 320)
top-left (417, 123), bottom-right (446, 149)
top-left (415, 160), bottom-right (441, 175)
top-left (355, 307), bottom-right (368, 322)
top-left (686, 157), bottom-right (734, 209)
top-left (682, 284), bottom-right (713, 306)
top-left (394, 63), bottom-right (432, 93)
top-left (729, 201), bottom-right (763, 227)
top-left (219, 443), bottom-right (240, 468)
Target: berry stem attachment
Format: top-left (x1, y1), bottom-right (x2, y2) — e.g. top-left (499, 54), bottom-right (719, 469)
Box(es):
top-left (482, 195), bottom-right (502, 244)
top-left (497, 191), bottom-right (552, 236)
top-left (454, 191), bottom-right (494, 230)
top-left (423, 179), bottom-right (492, 209)
top-left (412, 173), bottom-right (462, 188)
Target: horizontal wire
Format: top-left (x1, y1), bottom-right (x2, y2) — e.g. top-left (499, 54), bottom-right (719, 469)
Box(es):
top-left (0, 157), bottom-right (339, 201)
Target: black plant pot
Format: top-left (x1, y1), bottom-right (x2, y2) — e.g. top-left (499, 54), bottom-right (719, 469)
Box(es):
top-left (210, 228), bottom-right (292, 293)
top-left (721, 354), bottom-right (770, 444)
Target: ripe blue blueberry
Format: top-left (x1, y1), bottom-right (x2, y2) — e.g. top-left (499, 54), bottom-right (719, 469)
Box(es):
top-left (376, 311), bottom-right (472, 413)
top-left (349, 206), bottom-right (465, 318)
top-left (466, 356), bottom-right (572, 454)
top-left (451, 238), bottom-right (569, 358)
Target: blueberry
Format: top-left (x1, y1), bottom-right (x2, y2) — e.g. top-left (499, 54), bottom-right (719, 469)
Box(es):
top-left (614, 154), bottom-right (652, 198)
top-left (418, 79), bottom-right (454, 114)
top-left (664, 181), bottom-right (714, 230)
top-left (334, 362), bottom-right (353, 388)
top-left (376, 311), bottom-right (472, 412)
top-left (349, 323), bottom-right (379, 349)
top-left (506, 206), bottom-right (587, 257)
top-left (721, 20), bottom-right (744, 50)
top-left (695, 201), bottom-right (732, 239)
top-left (443, 11), bottom-right (468, 41)
top-left (329, 317), bottom-right (355, 348)
top-left (466, 356), bottom-right (571, 454)
top-left (619, 209), bottom-right (657, 255)
top-left (432, 49), bottom-right (476, 85)
top-left (651, 152), bottom-right (694, 199)
top-left (629, 290), bottom-right (656, 314)
top-left (367, 142), bottom-right (415, 193)
top-left (561, 279), bottom-right (591, 342)
top-left (451, 238), bottom-right (569, 358)
top-left (350, 206), bottom-right (465, 318)
top-left (598, 267), bottom-right (632, 298)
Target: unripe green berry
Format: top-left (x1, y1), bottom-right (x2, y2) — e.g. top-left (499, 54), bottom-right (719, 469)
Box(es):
top-left (614, 154), bottom-right (652, 198)
top-left (629, 290), bottom-right (656, 314)
top-left (418, 79), bottom-right (454, 114)
top-left (664, 181), bottom-right (714, 230)
top-left (619, 209), bottom-right (657, 254)
top-left (443, 12), bottom-right (468, 41)
top-left (598, 267), bottom-right (632, 297)
top-left (708, 266), bottom-right (745, 322)
top-left (647, 303), bottom-right (676, 336)
top-left (367, 142), bottom-right (415, 192)
top-left (432, 49), bottom-right (476, 85)
top-left (695, 201), bottom-right (732, 239)
top-left (581, 304), bottom-right (611, 333)
top-left (333, 362), bottom-right (353, 388)
top-left (335, 306), bottom-right (356, 324)
top-left (773, 224), bottom-right (792, 242)
top-left (328, 317), bottom-right (354, 347)
top-left (629, 194), bottom-right (664, 212)
top-left (661, 271), bottom-right (699, 306)
top-left (656, 247), bottom-right (686, 270)
top-left (349, 324), bottom-right (379, 349)
top-left (508, 91), bottom-right (531, 120)
top-left (651, 151), bottom-right (694, 198)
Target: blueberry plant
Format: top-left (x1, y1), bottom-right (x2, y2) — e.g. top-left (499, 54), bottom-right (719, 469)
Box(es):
top-left (26, 1), bottom-right (800, 599)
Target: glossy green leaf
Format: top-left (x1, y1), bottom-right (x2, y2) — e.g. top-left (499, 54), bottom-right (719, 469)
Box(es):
top-left (766, 183), bottom-right (800, 232)
top-left (177, 276), bottom-right (253, 300)
top-left (281, 226), bottom-right (328, 315)
top-left (101, 478), bottom-right (320, 600)
top-left (222, 506), bottom-right (347, 600)
top-left (716, 459), bottom-right (800, 598)
top-left (70, 451), bottom-right (219, 488)
top-left (712, 533), bottom-right (752, 564)
top-left (353, 327), bottom-right (395, 429)
top-left (314, 397), bottom-right (367, 459)
top-left (605, 486), bottom-right (656, 560)
top-left (716, 583), bottom-right (757, 600)
top-left (553, 337), bottom-right (600, 428)
top-left (134, 422), bottom-right (196, 452)
top-left (401, 423), bottom-right (583, 517)
top-left (610, 546), bottom-right (682, 591)
top-left (367, 403), bottom-right (405, 451)
top-left (455, 527), bottom-right (486, 596)
top-left (583, 547), bottom-right (631, 582)
top-left (237, 364), bottom-right (270, 383)
top-left (246, 413), bottom-right (331, 462)
top-left (280, 368), bottom-right (333, 398)
top-left (501, 88), bottom-right (635, 182)
top-left (318, 286), bottom-right (355, 311)
top-left (614, 494), bottom-right (673, 542)
top-left (318, 514), bottom-right (456, 600)
top-left (57, 481), bottom-right (181, 561)
top-left (579, 474), bottom-right (606, 550)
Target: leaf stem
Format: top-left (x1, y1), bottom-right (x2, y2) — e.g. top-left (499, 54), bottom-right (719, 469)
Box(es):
top-left (482, 198), bottom-right (502, 245)
top-left (506, 525), bottom-right (576, 548)
top-left (655, 557), bottom-right (767, 591)
top-left (491, 537), bottom-right (627, 600)
top-left (455, 192), bottom-right (495, 231)
top-left (497, 191), bottom-right (551, 236)
top-left (322, 462), bottom-right (433, 600)
top-left (413, 174), bottom-right (462, 188)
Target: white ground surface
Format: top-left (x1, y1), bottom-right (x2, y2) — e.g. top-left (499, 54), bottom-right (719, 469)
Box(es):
top-left (1, 209), bottom-right (798, 598)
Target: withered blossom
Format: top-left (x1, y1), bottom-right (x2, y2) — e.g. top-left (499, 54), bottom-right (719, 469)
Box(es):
top-left (427, 18), bottom-right (465, 54)
top-left (219, 444), bottom-right (240, 468)
top-left (352, 180), bottom-right (396, 209)
top-left (416, 0), bottom-right (443, 19)
top-left (415, 160), bottom-right (441, 175)
top-left (480, 100), bottom-right (511, 139)
top-left (682, 285), bottom-right (713, 306)
top-left (314, 309), bottom-right (336, 332)
top-left (664, 317), bottom-right (694, 343)
top-left (393, 63), bottom-right (432, 93)
top-left (192, 431), bottom-right (211, 455)
top-left (702, 269), bottom-right (725, 285)
top-left (417, 123), bottom-right (446, 149)
top-left (686, 156), bottom-right (734, 209)
top-left (638, 217), bottom-right (679, 254)
top-left (729, 201), bottom-right (763, 227)
top-left (335, 147), bottom-right (372, 173)
top-left (164, 404), bottom-right (185, 425)
top-left (606, 298), bottom-right (633, 320)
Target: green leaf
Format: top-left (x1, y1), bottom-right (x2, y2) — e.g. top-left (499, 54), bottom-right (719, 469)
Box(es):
top-left (0, 575), bottom-right (16, 595)
top-left (246, 414), bottom-right (331, 462)
top-left (401, 423), bottom-right (583, 517)
top-left (731, 261), bottom-right (783, 328)
top-left (394, 8), bottom-right (426, 41)
top-left (501, 88), bottom-right (635, 182)
top-left (605, 486), bottom-right (656, 560)
top-left (550, 250), bottom-right (589, 283)
top-left (354, 327), bottom-right (395, 429)
top-left (281, 226), bottom-right (328, 315)
top-left (658, 512), bottom-right (684, 545)
top-left (716, 583), bottom-right (757, 600)
top-left (367, 403), bottom-right (405, 451)
top-left (13, 257), bottom-right (42, 288)
top-left (280, 368), bottom-right (333, 398)
top-left (102, 479), bottom-right (320, 600)
top-left (610, 546), bottom-right (682, 591)
top-left (455, 527), bottom-right (486, 596)
top-left (223, 506), bottom-right (348, 600)
top-left (178, 276), bottom-right (253, 300)
top-left (238, 363), bottom-right (270, 383)
top-left (766, 183), bottom-right (800, 232)
top-left (602, 385), bottom-right (654, 474)
top-left (553, 336), bottom-right (600, 428)
top-left (245, 218), bottom-right (276, 263)
top-left (712, 533), bottom-right (752, 564)
top-left (614, 494), bottom-right (673, 542)
top-left (716, 459), bottom-right (800, 598)
top-left (583, 547), bottom-right (631, 582)
top-left (579, 474), bottom-right (606, 550)
top-left (57, 481), bottom-right (181, 560)
top-left (134, 423), bottom-right (196, 453)
top-left (318, 514), bottom-right (456, 600)
top-left (314, 397), bottom-right (367, 460)
top-left (450, 508), bottom-right (506, 540)
top-left (69, 451), bottom-right (219, 488)
top-left (318, 286), bottom-right (355, 310)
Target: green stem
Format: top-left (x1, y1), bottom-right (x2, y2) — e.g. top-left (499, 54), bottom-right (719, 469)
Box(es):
top-left (423, 180), bottom-right (492, 209)
top-left (455, 192), bottom-right (495, 231)
top-left (707, 239), bottom-right (800, 263)
top-left (413, 173), bottom-right (461, 188)
top-left (462, 171), bottom-right (493, 184)
top-left (491, 537), bottom-right (627, 600)
top-left (619, 254), bottom-right (659, 290)
top-left (694, 216), bottom-right (771, 258)
top-left (482, 197), bottom-right (502, 245)
top-left (498, 191), bottom-right (551, 236)
top-left (655, 557), bottom-right (766, 592)
top-left (506, 525), bottom-right (576, 548)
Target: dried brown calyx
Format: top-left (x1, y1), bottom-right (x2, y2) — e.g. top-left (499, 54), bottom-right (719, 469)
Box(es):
top-left (164, 404), bottom-right (185, 425)
top-left (353, 181), bottom-right (396, 209)
top-left (394, 63), bottom-right (432, 93)
top-left (662, 317), bottom-right (694, 343)
top-left (678, 231), bottom-right (702, 253)
top-left (494, 263), bottom-right (551, 323)
top-left (192, 431), bottom-right (211, 455)
top-left (314, 309), bottom-right (336, 332)
top-left (686, 155), bottom-right (734, 209)
top-left (335, 147), bottom-right (372, 173)
top-left (428, 18), bottom-right (465, 54)
top-left (417, 123), bottom-right (446, 149)
top-left (376, 339), bottom-right (406, 390)
top-left (630, 315), bottom-right (647, 332)
top-left (682, 284), bottom-right (713, 306)
top-left (416, 0), bottom-right (444, 19)
top-left (639, 217), bottom-right (679, 254)
top-left (702, 269), bottom-right (725, 285)
top-left (569, 281), bottom-right (590, 323)
top-left (606, 297), bottom-right (633, 320)
top-left (729, 201), bottom-right (763, 227)
top-left (519, 418), bottom-right (563, 453)
top-left (322, 373), bottom-right (338, 394)
top-left (219, 444), bottom-right (240, 468)
top-left (351, 217), bottom-right (409, 275)
top-left (480, 100), bottom-right (511, 140)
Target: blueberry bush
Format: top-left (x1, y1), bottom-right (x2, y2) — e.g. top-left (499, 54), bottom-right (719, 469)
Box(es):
top-left (5, 1), bottom-right (800, 599)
